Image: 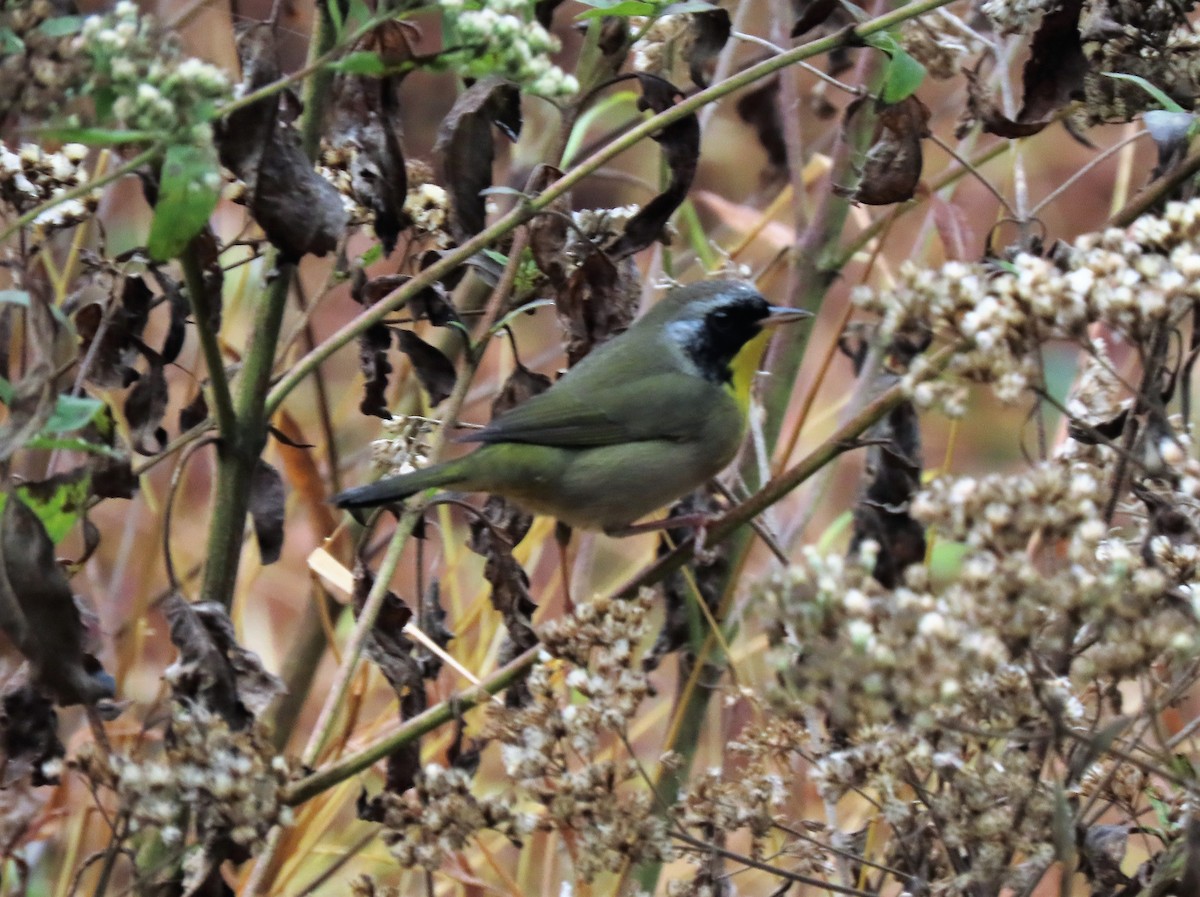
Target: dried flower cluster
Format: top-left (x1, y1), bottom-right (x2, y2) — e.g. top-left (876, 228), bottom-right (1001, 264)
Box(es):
top-left (370, 414), bottom-right (435, 478)
top-left (78, 704), bottom-right (292, 854)
top-left (484, 592), bottom-right (674, 881)
top-left (0, 0), bottom-right (88, 121)
top-left (629, 14), bottom-right (693, 77)
top-left (899, 11), bottom-right (983, 81)
top-left (440, 0), bottom-right (578, 97)
top-left (377, 763), bottom-right (533, 868)
top-left (759, 436), bottom-right (1200, 893)
top-left (976, 0), bottom-right (1052, 34)
top-left (0, 140), bottom-right (97, 241)
top-left (855, 199), bottom-right (1200, 403)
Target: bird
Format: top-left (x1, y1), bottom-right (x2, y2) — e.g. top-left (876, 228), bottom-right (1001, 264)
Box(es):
top-left (333, 280), bottom-right (812, 533)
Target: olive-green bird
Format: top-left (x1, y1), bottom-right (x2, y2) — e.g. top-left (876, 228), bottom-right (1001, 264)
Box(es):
top-left (333, 280), bottom-right (811, 532)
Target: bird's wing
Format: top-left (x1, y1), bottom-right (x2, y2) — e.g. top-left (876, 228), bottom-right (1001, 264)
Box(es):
top-left (461, 371), bottom-right (709, 447)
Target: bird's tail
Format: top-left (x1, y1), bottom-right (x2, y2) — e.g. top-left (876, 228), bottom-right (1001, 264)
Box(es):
top-left (332, 460), bottom-right (467, 510)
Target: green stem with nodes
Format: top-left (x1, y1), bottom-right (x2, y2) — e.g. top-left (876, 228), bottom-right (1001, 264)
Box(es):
top-left (264, 0), bottom-right (958, 418)
top-left (285, 643), bottom-right (540, 806)
top-left (179, 247), bottom-right (235, 437)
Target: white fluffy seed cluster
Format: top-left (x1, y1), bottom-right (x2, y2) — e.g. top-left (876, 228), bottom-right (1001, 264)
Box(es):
top-left (485, 592), bottom-right (674, 881)
top-left (379, 764), bottom-right (534, 869)
top-left (856, 199), bottom-right (1200, 405)
top-left (0, 140), bottom-right (97, 238)
top-left (629, 14), bottom-right (693, 78)
top-left (370, 415), bottom-right (434, 478)
top-left (760, 438), bottom-right (1200, 893)
top-left (76, 1), bottom-right (228, 139)
top-left (102, 704), bottom-right (292, 852)
top-left (899, 11), bottom-right (983, 80)
top-left (440, 0), bottom-right (578, 97)
top-left (976, 0), bottom-right (1053, 34)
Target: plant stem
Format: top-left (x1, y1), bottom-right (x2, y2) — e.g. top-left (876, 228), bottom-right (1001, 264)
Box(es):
top-left (179, 245), bottom-right (236, 436)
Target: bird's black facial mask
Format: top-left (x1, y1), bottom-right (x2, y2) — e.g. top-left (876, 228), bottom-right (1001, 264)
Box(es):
top-left (687, 296), bottom-right (773, 385)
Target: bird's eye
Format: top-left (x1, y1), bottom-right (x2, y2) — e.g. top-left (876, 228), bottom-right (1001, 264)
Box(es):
top-left (710, 309), bottom-right (732, 329)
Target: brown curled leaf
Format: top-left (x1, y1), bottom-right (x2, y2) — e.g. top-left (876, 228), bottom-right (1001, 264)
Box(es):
top-left (123, 351), bottom-right (168, 455)
top-left (688, 8), bottom-right (731, 88)
top-left (844, 94), bottom-right (931, 205)
top-left (0, 496), bottom-right (115, 707)
top-left (396, 329), bottom-right (456, 406)
top-left (434, 77), bottom-right (522, 240)
top-left (249, 459), bottom-right (286, 565)
top-left (162, 593), bottom-right (284, 728)
top-left (216, 25), bottom-right (347, 260)
top-left (605, 75), bottom-right (699, 260)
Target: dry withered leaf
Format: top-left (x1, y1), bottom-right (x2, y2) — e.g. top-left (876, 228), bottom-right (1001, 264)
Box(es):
top-left (162, 592), bottom-right (285, 729)
top-left (434, 77), bottom-right (522, 240)
top-left (124, 351), bottom-right (168, 455)
top-left (1079, 824), bottom-right (1131, 894)
top-left (961, 65), bottom-right (1048, 140)
top-left (0, 496), bottom-right (115, 706)
top-left (414, 581), bottom-right (453, 679)
top-left (358, 323), bottom-right (393, 419)
top-left (216, 25), bottom-right (347, 260)
top-left (527, 165), bottom-right (570, 287)
top-left (408, 283), bottom-right (459, 327)
top-left (0, 683), bottom-right (63, 787)
top-left (790, 0), bottom-right (838, 37)
top-left (396, 330), bottom-right (456, 406)
top-left (248, 459), bottom-right (286, 565)
top-left (179, 389), bottom-right (208, 432)
top-left (842, 328), bottom-right (928, 588)
top-left (1018, 0), bottom-right (1086, 124)
top-left (0, 364), bottom-right (53, 464)
top-left (534, 0), bottom-right (564, 28)
top-left (735, 77), bottom-right (787, 173)
top-left (688, 8), bottom-right (731, 88)
top-left (606, 74), bottom-right (699, 260)
top-left (351, 563), bottom-right (422, 797)
top-left (330, 21), bottom-right (412, 254)
top-left (558, 249), bottom-right (641, 365)
top-left (73, 275), bottom-right (152, 389)
top-left (845, 94), bottom-right (931, 205)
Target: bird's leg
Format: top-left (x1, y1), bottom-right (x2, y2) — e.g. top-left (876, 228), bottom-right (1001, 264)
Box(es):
top-left (555, 521), bottom-right (574, 613)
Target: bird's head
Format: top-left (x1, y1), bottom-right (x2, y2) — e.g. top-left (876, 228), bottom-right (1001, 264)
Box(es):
top-left (649, 281), bottom-right (813, 398)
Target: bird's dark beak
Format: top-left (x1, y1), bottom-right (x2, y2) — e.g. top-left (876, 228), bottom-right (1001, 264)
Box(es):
top-left (761, 306), bottom-right (814, 327)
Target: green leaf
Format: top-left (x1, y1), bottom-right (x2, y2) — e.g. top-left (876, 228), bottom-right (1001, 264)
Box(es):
top-left (1104, 72), bottom-right (1185, 113)
top-left (866, 32), bottom-right (926, 103)
top-left (881, 46), bottom-right (925, 103)
top-left (0, 377), bottom-right (11, 405)
top-left (0, 28), bottom-right (23, 55)
top-left (35, 15), bottom-right (84, 37)
top-left (45, 394), bottom-right (102, 434)
top-left (576, 0), bottom-right (658, 20)
top-left (358, 242), bottom-right (385, 267)
top-left (327, 50), bottom-right (387, 76)
top-left (147, 142), bottom-right (221, 262)
top-left (347, 0), bottom-right (373, 28)
top-left (11, 476), bottom-right (90, 545)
